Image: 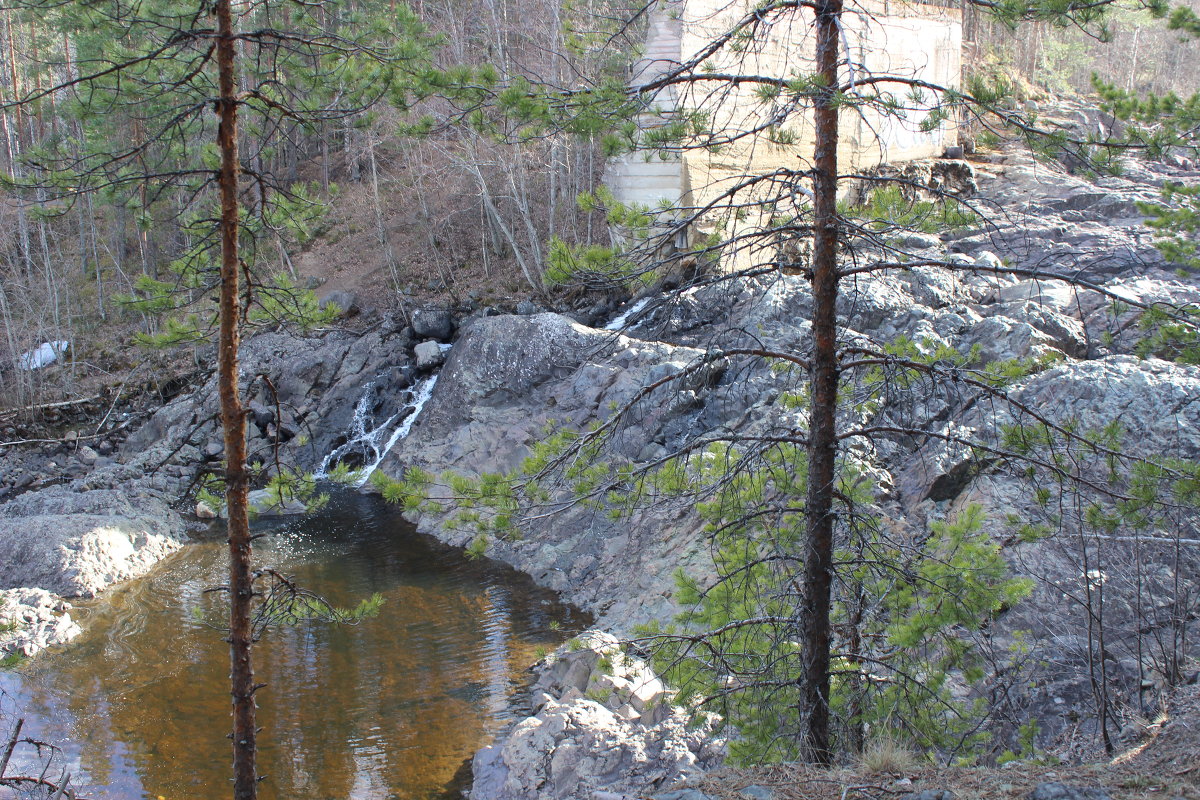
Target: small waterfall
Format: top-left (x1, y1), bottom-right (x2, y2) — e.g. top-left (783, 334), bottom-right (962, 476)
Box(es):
top-left (603, 297), bottom-right (650, 331)
top-left (371, 374), bottom-right (438, 476)
top-left (315, 373), bottom-right (439, 487)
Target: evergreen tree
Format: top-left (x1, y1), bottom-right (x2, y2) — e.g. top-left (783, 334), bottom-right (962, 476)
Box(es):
top-left (2, 0), bottom-right (433, 796)
top-left (379, 0), bottom-right (1200, 765)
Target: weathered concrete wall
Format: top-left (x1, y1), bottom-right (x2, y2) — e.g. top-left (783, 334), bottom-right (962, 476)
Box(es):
top-left (841, 0), bottom-right (962, 164)
top-left (606, 0), bottom-right (961, 220)
top-left (603, 6), bottom-right (687, 211)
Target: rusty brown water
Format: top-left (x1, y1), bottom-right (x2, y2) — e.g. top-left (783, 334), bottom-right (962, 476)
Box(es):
top-left (1, 491), bottom-right (583, 799)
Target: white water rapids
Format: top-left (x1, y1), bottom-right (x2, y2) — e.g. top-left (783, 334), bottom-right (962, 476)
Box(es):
top-left (603, 297), bottom-right (650, 331)
top-left (314, 372), bottom-right (439, 487)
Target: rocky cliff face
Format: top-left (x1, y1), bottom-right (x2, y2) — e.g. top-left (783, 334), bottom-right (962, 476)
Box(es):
top-left (384, 313), bottom-right (716, 627)
top-left (122, 323), bottom-right (425, 473)
top-left (2, 141), bottom-right (1197, 796)
top-left (376, 147), bottom-right (1200, 794)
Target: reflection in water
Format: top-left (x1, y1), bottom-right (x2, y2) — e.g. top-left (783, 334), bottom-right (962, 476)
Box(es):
top-left (1, 491), bottom-right (582, 799)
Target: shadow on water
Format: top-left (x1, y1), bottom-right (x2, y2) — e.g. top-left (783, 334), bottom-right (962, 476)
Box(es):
top-left (1, 489), bottom-right (586, 799)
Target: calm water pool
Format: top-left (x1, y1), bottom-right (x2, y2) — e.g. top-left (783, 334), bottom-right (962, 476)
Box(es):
top-left (1, 490), bottom-right (582, 799)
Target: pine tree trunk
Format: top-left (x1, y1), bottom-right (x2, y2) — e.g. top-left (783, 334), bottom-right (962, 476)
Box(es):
top-left (798, 0), bottom-right (842, 765)
top-left (214, 0), bottom-right (257, 796)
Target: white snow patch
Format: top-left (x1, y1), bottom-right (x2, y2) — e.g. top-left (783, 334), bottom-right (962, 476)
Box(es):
top-left (19, 341), bottom-right (69, 370)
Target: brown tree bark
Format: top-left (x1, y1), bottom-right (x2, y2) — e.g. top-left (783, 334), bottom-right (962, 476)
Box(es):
top-left (798, 0), bottom-right (843, 765)
top-left (214, 0), bottom-right (258, 796)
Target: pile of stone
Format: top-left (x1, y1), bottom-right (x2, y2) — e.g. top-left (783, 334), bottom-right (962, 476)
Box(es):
top-left (470, 631), bottom-right (725, 800)
top-left (0, 587), bottom-right (81, 659)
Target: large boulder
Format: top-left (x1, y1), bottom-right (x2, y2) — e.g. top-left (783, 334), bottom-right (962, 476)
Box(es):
top-left (0, 488), bottom-right (184, 597)
top-left (414, 339), bottom-right (446, 369)
top-left (386, 314), bottom-right (722, 627)
top-left (392, 313), bottom-right (704, 475)
top-left (412, 306), bottom-right (456, 342)
top-left (318, 289), bottom-right (356, 315)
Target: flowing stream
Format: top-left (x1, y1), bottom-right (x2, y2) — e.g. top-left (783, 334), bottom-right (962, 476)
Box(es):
top-left (314, 373), bottom-right (441, 488)
top-left (603, 297), bottom-right (650, 331)
top-left (1, 491), bottom-right (584, 799)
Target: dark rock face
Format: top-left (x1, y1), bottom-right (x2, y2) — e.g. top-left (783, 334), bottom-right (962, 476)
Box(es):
top-left (411, 306), bottom-right (456, 341)
top-left (387, 313), bottom-right (715, 626)
top-left (124, 323), bottom-right (417, 475)
top-left (389, 263), bottom-right (1200, 706)
top-left (247, 400), bottom-right (275, 432)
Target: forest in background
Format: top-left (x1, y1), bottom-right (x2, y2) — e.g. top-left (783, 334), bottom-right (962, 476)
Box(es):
top-left (0, 0), bottom-right (635, 412)
top-left (0, 0), bottom-right (1197, 408)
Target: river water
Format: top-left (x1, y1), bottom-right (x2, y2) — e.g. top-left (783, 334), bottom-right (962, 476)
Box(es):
top-left (1, 491), bottom-right (583, 799)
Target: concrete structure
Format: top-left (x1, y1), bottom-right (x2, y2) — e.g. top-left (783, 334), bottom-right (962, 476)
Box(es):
top-left (602, 7), bottom-right (689, 213)
top-left (604, 0), bottom-right (962, 228)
